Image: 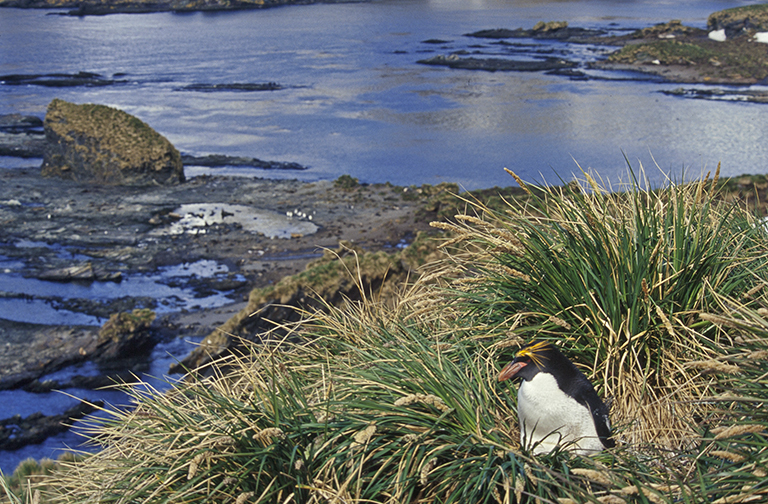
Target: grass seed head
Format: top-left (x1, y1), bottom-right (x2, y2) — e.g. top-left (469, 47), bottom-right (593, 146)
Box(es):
top-left (353, 424), bottom-right (377, 446)
top-left (572, 468), bottom-right (613, 487)
top-left (235, 491), bottom-right (255, 504)
top-left (710, 450), bottom-right (746, 463)
top-left (252, 427), bottom-right (285, 444)
top-left (713, 424), bottom-right (765, 440)
top-left (686, 360), bottom-right (741, 374)
top-left (420, 458), bottom-right (437, 485)
top-left (394, 393), bottom-right (451, 413)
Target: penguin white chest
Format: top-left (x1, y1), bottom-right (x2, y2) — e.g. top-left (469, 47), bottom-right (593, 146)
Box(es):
top-left (517, 373), bottom-right (603, 455)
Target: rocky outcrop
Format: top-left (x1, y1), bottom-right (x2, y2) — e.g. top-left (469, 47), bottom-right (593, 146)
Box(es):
top-left (465, 21), bottom-right (605, 41)
top-left (38, 262), bottom-right (122, 282)
top-left (708, 4), bottom-right (768, 39)
top-left (418, 54), bottom-right (578, 72)
top-left (176, 82), bottom-right (282, 92)
top-left (42, 99), bottom-right (184, 186)
top-left (180, 153), bottom-right (307, 171)
top-left (628, 19), bottom-right (707, 39)
top-left (0, 71), bottom-right (125, 87)
top-left (0, 113), bottom-right (46, 158)
top-left (95, 309), bottom-right (157, 362)
top-left (169, 238), bottom-right (441, 373)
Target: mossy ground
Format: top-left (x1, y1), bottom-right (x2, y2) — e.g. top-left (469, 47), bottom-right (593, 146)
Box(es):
top-left (608, 38), bottom-right (768, 83)
top-left (597, 4), bottom-right (768, 84)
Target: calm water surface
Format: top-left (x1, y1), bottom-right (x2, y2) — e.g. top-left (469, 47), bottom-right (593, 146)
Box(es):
top-left (2, 0), bottom-right (767, 190)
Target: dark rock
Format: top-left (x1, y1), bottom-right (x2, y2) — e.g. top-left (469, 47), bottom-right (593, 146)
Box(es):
top-left (626, 19), bottom-right (706, 40)
top-left (466, 22), bottom-right (605, 41)
top-left (0, 0), bottom-right (309, 15)
top-left (23, 370), bottom-right (142, 393)
top-left (0, 400), bottom-right (102, 451)
top-left (176, 82), bottom-right (282, 92)
top-left (422, 39), bottom-right (452, 44)
top-left (181, 153), bottom-right (308, 170)
top-left (661, 87), bottom-right (768, 104)
top-left (547, 68), bottom-right (589, 80)
top-left (0, 72), bottom-right (125, 87)
top-left (417, 54), bottom-right (578, 72)
top-left (37, 262), bottom-right (123, 282)
top-left (41, 99), bottom-right (185, 186)
top-left (0, 114), bottom-right (46, 157)
top-left (708, 4), bottom-right (768, 38)
top-left (95, 309), bottom-right (157, 362)
top-left (0, 114), bottom-right (44, 132)
top-left (0, 132), bottom-right (46, 158)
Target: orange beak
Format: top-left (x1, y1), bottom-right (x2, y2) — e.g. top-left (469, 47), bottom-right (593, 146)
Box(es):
top-left (498, 361), bottom-right (527, 382)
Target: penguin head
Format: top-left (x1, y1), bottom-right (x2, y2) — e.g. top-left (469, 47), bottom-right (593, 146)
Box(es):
top-left (498, 340), bottom-right (560, 382)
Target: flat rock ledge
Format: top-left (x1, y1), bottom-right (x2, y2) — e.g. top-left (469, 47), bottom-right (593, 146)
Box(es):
top-left (0, 0), bottom-right (320, 15)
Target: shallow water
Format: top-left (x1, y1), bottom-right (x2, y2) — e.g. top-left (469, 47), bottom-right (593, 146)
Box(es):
top-left (0, 257), bottom-right (240, 325)
top-left (0, 335), bottom-right (201, 474)
top-left (163, 203), bottom-right (318, 238)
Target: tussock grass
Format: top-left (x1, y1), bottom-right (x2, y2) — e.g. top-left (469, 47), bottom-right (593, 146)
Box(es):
top-left (433, 164), bottom-right (768, 449)
top-left (15, 168), bottom-right (768, 503)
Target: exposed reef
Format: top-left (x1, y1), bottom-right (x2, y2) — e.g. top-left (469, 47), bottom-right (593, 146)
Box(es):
top-left (0, 400), bottom-right (103, 451)
top-left (417, 54), bottom-right (577, 72)
top-left (0, 0), bottom-right (315, 15)
top-left (465, 21), bottom-right (606, 41)
top-left (0, 72), bottom-right (126, 87)
top-left (176, 82), bottom-right (283, 92)
top-left (180, 154), bottom-right (307, 171)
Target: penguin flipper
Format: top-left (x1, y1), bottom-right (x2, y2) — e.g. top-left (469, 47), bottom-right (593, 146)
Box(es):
top-left (583, 395), bottom-right (614, 448)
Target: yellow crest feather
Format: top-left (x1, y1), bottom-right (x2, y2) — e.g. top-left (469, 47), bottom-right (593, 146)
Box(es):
top-left (516, 341), bottom-right (551, 368)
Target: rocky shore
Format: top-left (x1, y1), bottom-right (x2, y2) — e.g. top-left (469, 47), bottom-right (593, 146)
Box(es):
top-left (1, 105), bottom-right (473, 453)
top-left (0, 163), bottom-right (446, 388)
top-left (418, 7), bottom-right (768, 88)
top-left (2, 1), bottom-right (768, 466)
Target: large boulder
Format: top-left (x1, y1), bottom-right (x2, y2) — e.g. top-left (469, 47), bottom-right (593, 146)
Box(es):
top-left (95, 308), bottom-right (156, 361)
top-left (42, 99), bottom-right (184, 185)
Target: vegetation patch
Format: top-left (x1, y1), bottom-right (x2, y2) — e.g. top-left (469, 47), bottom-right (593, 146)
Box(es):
top-left (708, 3), bottom-right (768, 32)
top-left (7, 167), bottom-right (768, 503)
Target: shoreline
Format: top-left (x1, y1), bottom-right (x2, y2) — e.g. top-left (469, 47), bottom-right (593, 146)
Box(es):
top-left (0, 165), bottom-right (445, 389)
top-left (0, 160), bottom-right (465, 458)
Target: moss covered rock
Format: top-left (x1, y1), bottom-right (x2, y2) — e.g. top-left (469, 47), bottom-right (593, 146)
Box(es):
top-left (42, 99), bottom-right (184, 186)
top-left (708, 4), bottom-right (768, 38)
top-left (96, 308), bottom-right (156, 361)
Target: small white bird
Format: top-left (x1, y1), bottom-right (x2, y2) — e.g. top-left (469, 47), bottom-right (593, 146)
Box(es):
top-left (498, 340), bottom-right (615, 455)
